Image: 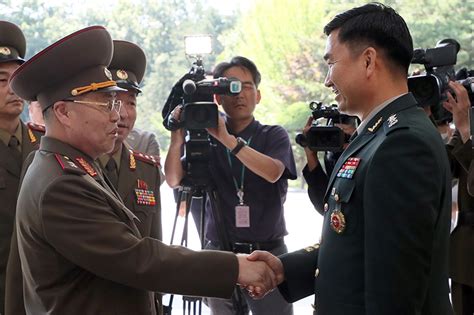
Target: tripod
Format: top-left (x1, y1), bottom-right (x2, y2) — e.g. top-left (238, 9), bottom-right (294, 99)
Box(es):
top-left (164, 182), bottom-right (246, 315)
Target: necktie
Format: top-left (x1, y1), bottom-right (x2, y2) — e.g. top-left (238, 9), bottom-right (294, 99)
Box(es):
top-left (104, 158), bottom-right (119, 189)
top-left (8, 135), bottom-right (22, 163)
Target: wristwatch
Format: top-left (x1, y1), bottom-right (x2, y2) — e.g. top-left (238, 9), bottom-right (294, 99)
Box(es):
top-left (231, 137), bottom-right (247, 155)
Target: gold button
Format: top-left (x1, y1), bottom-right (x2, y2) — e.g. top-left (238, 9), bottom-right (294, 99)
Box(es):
top-left (323, 203), bottom-right (329, 212)
top-left (314, 243), bottom-right (320, 249)
top-left (334, 194), bottom-right (340, 202)
top-left (314, 268), bottom-right (320, 277)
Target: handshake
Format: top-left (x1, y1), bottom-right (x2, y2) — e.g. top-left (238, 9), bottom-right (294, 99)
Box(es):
top-left (236, 251), bottom-right (284, 299)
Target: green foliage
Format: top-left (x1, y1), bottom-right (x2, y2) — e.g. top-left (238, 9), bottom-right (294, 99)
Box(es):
top-left (1, 0), bottom-right (472, 176)
top-left (0, 0), bottom-right (237, 150)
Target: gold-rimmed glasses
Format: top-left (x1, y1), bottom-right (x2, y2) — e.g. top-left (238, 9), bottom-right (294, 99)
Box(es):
top-left (63, 99), bottom-right (122, 113)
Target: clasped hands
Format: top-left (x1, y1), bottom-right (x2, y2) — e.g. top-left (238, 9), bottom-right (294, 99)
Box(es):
top-left (236, 250), bottom-right (284, 299)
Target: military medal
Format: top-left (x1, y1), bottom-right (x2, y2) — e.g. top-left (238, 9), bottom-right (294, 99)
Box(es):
top-left (336, 157), bottom-right (360, 179)
top-left (330, 209), bottom-right (346, 233)
top-left (135, 179), bottom-right (156, 206)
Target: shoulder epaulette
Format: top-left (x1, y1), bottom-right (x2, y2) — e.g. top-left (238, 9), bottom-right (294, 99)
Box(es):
top-left (131, 150), bottom-right (160, 167)
top-left (383, 113), bottom-right (409, 135)
top-left (54, 154), bottom-right (86, 175)
top-left (75, 157), bottom-right (98, 177)
top-left (27, 122), bottom-right (45, 133)
top-left (26, 122), bottom-right (45, 144)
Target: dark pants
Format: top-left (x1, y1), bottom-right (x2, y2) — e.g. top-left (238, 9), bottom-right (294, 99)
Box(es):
top-left (452, 281), bottom-right (474, 315)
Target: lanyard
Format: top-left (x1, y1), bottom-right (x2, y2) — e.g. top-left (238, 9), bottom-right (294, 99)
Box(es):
top-left (226, 136), bottom-right (252, 205)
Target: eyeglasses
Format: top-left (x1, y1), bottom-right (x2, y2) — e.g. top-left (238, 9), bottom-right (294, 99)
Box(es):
top-left (63, 99), bottom-right (122, 113)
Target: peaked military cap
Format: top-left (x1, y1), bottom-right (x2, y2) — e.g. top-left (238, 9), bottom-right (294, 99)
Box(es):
top-left (109, 40), bottom-right (146, 93)
top-left (0, 21), bottom-right (26, 64)
top-left (9, 26), bottom-right (125, 111)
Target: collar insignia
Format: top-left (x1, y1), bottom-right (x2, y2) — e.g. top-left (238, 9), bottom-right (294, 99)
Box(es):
top-left (387, 114), bottom-right (398, 128)
top-left (368, 117), bottom-right (383, 132)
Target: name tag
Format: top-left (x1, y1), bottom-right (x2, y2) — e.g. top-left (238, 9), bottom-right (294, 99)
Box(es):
top-left (235, 205), bottom-right (250, 228)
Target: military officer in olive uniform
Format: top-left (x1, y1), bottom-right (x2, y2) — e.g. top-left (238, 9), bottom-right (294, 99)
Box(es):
top-left (9, 25), bottom-right (276, 315)
top-left (99, 40), bottom-right (162, 241)
top-left (98, 40), bottom-right (163, 313)
top-left (0, 20), bottom-right (44, 314)
top-left (248, 4), bottom-right (453, 315)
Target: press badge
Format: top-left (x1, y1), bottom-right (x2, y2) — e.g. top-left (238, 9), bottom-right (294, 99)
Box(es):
top-left (235, 205), bottom-right (250, 228)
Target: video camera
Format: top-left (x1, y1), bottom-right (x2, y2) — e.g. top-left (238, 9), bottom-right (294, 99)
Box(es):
top-left (408, 38), bottom-right (460, 109)
top-left (161, 35), bottom-right (241, 186)
top-left (295, 101), bottom-right (357, 152)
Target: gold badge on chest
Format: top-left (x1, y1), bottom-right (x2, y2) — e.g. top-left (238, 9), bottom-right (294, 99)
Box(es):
top-left (330, 209), bottom-right (346, 234)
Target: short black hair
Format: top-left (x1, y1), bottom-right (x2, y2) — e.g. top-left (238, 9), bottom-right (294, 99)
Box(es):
top-left (213, 56), bottom-right (261, 87)
top-left (324, 2), bottom-right (413, 74)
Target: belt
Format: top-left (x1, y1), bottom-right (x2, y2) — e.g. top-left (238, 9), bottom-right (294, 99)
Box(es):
top-left (458, 212), bottom-right (474, 227)
top-left (209, 238), bottom-right (285, 254)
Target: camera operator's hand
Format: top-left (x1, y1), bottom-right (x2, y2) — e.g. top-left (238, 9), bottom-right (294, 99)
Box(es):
top-left (443, 81), bottom-right (471, 143)
top-left (303, 116), bottom-right (320, 171)
top-left (206, 111), bottom-right (285, 183)
top-left (169, 105), bottom-right (185, 146)
top-left (334, 123), bottom-right (357, 149)
top-left (164, 105), bottom-right (186, 188)
top-left (206, 112), bottom-right (231, 145)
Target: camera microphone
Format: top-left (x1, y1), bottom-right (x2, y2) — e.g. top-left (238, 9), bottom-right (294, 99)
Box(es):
top-left (183, 79), bottom-right (197, 95)
top-left (182, 77), bottom-right (242, 96)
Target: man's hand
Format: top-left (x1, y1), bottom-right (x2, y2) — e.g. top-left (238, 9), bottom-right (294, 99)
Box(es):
top-left (241, 251), bottom-right (285, 299)
top-left (247, 250), bottom-right (284, 285)
top-left (443, 81), bottom-right (471, 143)
top-left (236, 254), bottom-right (277, 299)
top-left (206, 113), bottom-right (235, 148)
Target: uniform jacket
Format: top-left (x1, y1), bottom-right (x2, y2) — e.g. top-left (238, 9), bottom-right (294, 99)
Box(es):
top-left (99, 146), bottom-right (162, 240)
top-left (15, 137), bottom-right (237, 315)
top-left (7, 145), bottom-right (165, 315)
top-left (446, 132), bottom-right (474, 287)
top-left (0, 121), bottom-right (43, 313)
top-left (278, 93), bottom-right (453, 315)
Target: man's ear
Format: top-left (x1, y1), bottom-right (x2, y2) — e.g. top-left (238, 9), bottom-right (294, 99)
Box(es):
top-left (53, 101), bottom-right (72, 127)
top-left (362, 47), bottom-right (377, 77)
top-left (256, 89), bottom-right (261, 105)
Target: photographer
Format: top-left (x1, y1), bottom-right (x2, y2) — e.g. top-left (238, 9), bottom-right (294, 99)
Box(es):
top-left (443, 80), bottom-right (474, 315)
top-left (165, 56), bottom-right (296, 315)
top-left (301, 115), bottom-right (357, 215)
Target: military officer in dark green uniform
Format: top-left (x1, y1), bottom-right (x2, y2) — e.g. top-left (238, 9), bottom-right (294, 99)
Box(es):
top-left (0, 20), bottom-right (44, 314)
top-left (9, 25), bottom-right (276, 315)
top-left (248, 3), bottom-right (453, 315)
top-left (98, 40), bottom-right (163, 313)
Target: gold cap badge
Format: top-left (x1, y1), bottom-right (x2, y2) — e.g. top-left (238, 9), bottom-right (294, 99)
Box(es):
top-left (116, 69), bottom-right (128, 80)
top-left (0, 47), bottom-right (11, 55)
